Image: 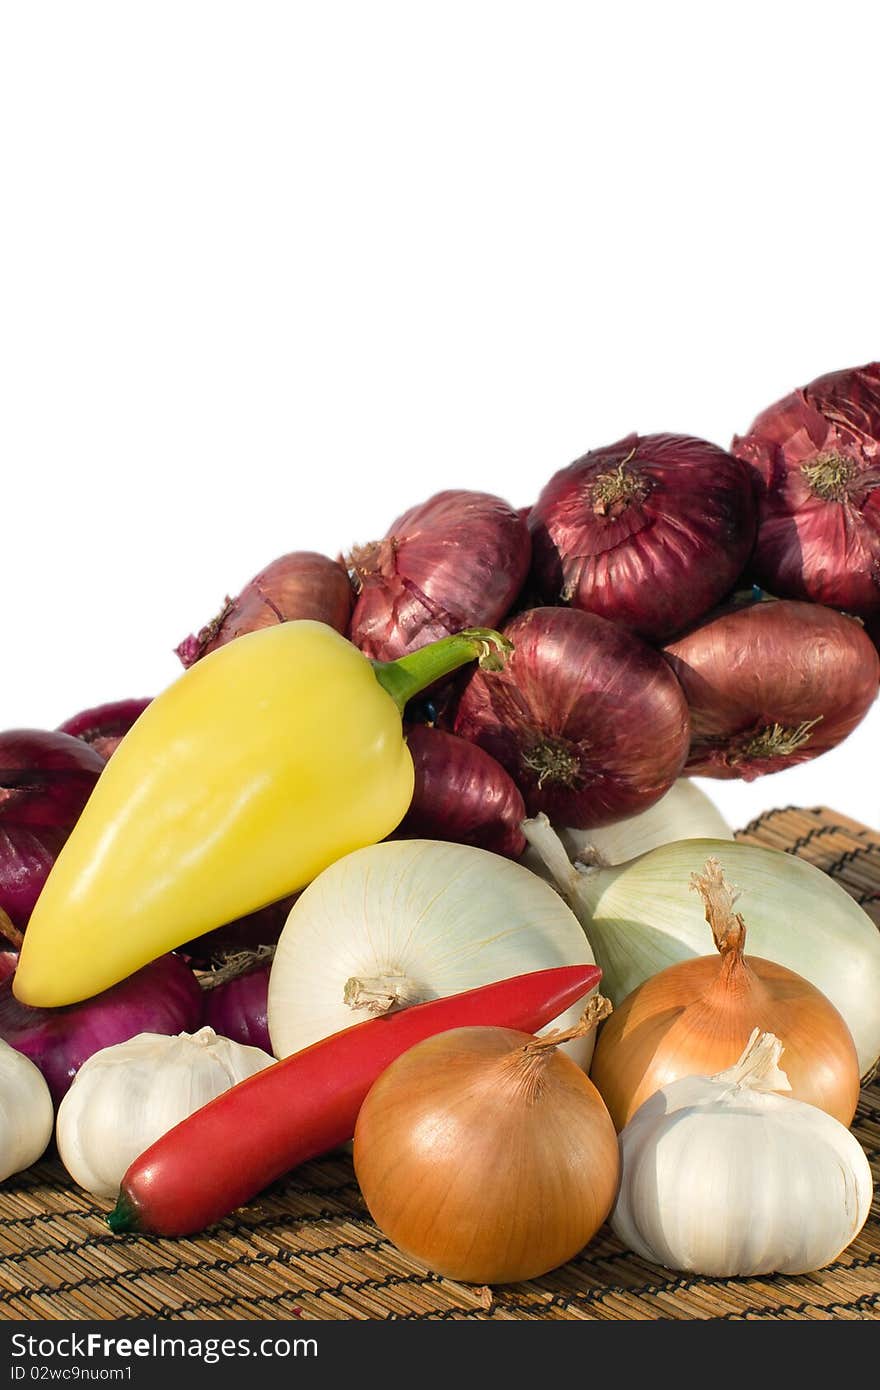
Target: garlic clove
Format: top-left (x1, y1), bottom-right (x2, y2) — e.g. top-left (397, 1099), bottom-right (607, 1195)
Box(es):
top-left (0, 1038), bottom-right (53, 1181)
top-left (56, 1026), bottom-right (273, 1200)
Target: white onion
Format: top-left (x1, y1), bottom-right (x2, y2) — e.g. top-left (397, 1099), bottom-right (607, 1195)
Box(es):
top-left (521, 779), bottom-right (732, 877)
top-left (268, 838), bottom-right (597, 1069)
top-left (523, 818), bottom-right (880, 1077)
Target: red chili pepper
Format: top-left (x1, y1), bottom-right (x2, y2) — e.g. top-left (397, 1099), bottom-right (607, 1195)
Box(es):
top-left (108, 963), bottom-right (600, 1237)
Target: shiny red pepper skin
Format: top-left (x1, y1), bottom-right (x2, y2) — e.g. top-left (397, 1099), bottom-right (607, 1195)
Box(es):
top-left (108, 963), bottom-right (601, 1237)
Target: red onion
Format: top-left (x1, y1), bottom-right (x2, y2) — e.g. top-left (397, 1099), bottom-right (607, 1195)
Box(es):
top-left (176, 551), bottom-right (353, 668)
top-left (663, 599), bottom-right (880, 780)
top-left (396, 725), bottom-right (527, 858)
top-left (58, 698), bottom-right (152, 760)
top-left (0, 825), bottom-right (67, 937)
top-left (0, 730), bottom-right (105, 938)
top-left (732, 363), bottom-right (880, 615)
top-left (0, 729), bottom-right (105, 829)
top-left (348, 490), bottom-right (531, 662)
top-left (454, 607), bottom-right (691, 829)
top-left (528, 433), bottom-right (756, 641)
top-left (0, 953), bottom-right (203, 1104)
top-left (202, 959), bottom-right (271, 1053)
top-left (180, 896), bottom-right (295, 967)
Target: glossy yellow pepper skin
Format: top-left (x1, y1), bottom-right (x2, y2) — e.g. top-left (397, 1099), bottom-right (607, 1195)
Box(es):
top-left (14, 621), bottom-right (510, 1007)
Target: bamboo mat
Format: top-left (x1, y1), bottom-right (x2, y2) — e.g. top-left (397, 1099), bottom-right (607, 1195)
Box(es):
top-left (0, 806), bottom-right (878, 1322)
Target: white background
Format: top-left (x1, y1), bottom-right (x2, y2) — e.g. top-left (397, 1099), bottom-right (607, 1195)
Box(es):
top-left (2, 1), bottom-right (879, 833)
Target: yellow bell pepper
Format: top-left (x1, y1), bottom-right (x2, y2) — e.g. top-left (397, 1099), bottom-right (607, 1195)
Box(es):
top-left (14, 621), bottom-right (510, 1007)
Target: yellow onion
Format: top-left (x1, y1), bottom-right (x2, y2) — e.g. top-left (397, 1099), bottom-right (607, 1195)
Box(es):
top-left (353, 999), bottom-right (619, 1285)
top-left (590, 858), bottom-right (861, 1131)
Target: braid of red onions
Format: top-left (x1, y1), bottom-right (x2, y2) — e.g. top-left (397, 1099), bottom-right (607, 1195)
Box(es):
top-left (663, 598), bottom-right (880, 781)
top-left (453, 606), bottom-right (691, 830)
top-left (527, 433), bottom-right (757, 641)
top-left (732, 362), bottom-right (880, 617)
top-left (347, 490), bottom-right (531, 662)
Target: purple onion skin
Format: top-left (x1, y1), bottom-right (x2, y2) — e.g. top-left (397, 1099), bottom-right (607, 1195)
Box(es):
top-left (0, 730), bottom-right (105, 830)
top-left (454, 607), bottom-right (691, 830)
top-left (528, 433), bottom-right (756, 642)
top-left (732, 363), bottom-right (880, 617)
top-left (396, 725), bottom-right (527, 858)
top-left (0, 825), bottom-right (67, 933)
top-left (348, 490), bottom-right (531, 663)
top-left (203, 964), bottom-right (271, 1053)
top-left (664, 600), bottom-right (880, 781)
top-left (0, 953), bottom-right (204, 1105)
top-left (0, 730), bottom-right (105, 938)
top-left (58, 698), bottom-right (153, 761)
top-left (176, 552), bottom-right (353, 668)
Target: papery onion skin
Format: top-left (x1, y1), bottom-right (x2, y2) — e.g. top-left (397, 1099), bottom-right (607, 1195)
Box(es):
top-left (395, 725), bottom-right (527, 858)
top-left (0, 826), bottom-right (67, 934)
top-left (663, 600), bottom-right (879, 779)
top-left (176, 551), bottom-right (353, 667)
top-left (732, 363), bottom-right (880, 615)
top-left (454, 607), bottom-right (690, 828)
top-left (353, 1024), bottom-right (619, 1284)
top-left (0, 955), bottom-right (203, 1104)
top-left (0, 731), bottom-right (105, 935)
top-left (58, 699), bottom-right (152, 760)
top-left (0, 730), bottom-right (105, 829)
top-left (528, 433), bottom-right (756, 641)
top-left (348, 490), bottom-right (531, 662)
top-left (202, 962), bottom-right (271, 1053)
top-left (590, 860), bottom-right (861, 1130)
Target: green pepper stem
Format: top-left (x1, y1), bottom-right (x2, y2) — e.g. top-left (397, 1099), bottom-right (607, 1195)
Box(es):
top-left (371, 628), bottom-right (513, 714)
top-left (107, 1191), bottom-right (140, 1235)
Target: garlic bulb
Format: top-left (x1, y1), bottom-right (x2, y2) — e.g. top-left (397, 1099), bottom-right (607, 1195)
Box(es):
top-left (523, 816), bottom-right (880, 1078)
top-left (0, 1037), bottom-right (53, 1180)
top-left (611, 1030), bottom-right (873, 1277)
top-left (522, 779), bottom-right (732, 876)
top-left (268, 838), bottom-right (597, 1069)
top-left (56, 1026), bottom-right (274, 1199)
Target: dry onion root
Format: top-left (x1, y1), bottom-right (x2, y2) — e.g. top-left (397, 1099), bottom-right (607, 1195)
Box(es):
top-left (589, 858), bottom-right (862, 1130)
top-left (353, 998), bottom-right (619, 1285)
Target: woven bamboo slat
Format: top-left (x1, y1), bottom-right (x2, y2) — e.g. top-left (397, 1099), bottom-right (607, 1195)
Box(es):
top-left (0, 806), bottom-right (877, 1321)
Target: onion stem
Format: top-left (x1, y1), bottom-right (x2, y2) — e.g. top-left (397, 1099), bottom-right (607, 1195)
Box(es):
top-left (689, 859), bottom-right (747, 960)
top-left (343, 974), bottom-right (424, 1015)
top-left (0, 908), bottom-right (23, 952)
top-left (499, 995), bottom-right (611, 1100)
top-left (521, 994), bottom-right (612, 1055)
top-left (371, 628), bottom-right (513, 714)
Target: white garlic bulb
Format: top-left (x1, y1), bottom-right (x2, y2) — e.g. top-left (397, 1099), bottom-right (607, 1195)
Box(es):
top-left (0, 1038), bottom-right (53, 1180)
top-left (56, 1026), bottom-right (273, 1199)
top-left (611, 1029), bottom-right (872, 1277)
